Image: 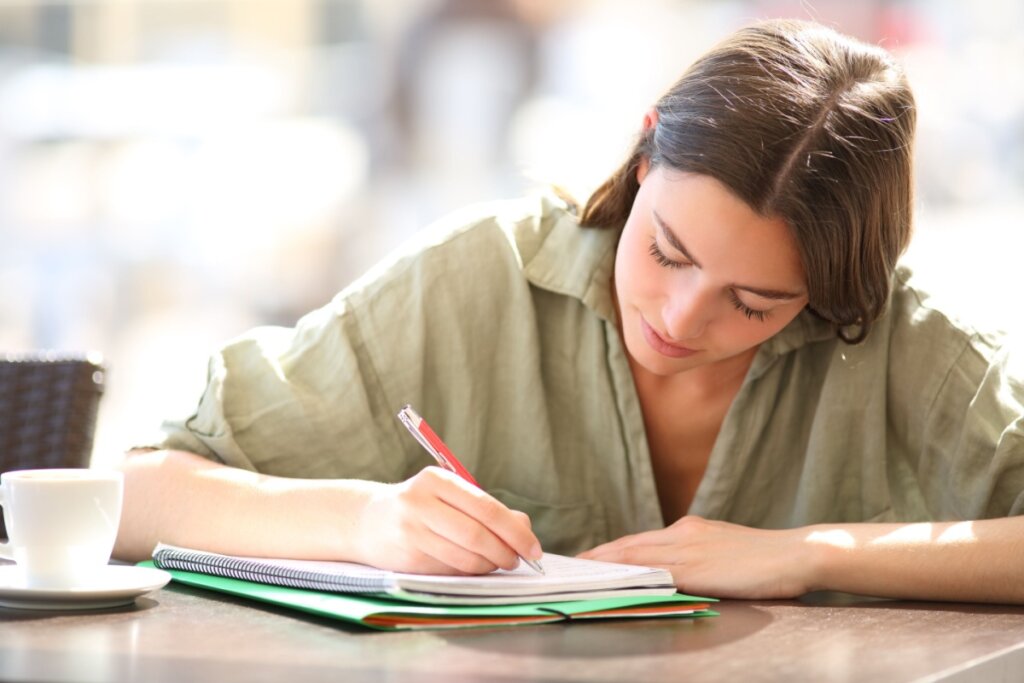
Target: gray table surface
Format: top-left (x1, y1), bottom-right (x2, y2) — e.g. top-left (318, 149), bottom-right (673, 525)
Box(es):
top-left (2, 573), bottom-right (1024, 683)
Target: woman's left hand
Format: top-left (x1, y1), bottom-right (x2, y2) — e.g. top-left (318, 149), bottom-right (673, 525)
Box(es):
top-left (578, 515), bottom-right (817, 599)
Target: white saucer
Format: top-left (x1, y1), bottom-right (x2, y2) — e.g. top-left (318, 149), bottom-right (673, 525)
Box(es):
top-left (0, 565), bottom-right (172, 610)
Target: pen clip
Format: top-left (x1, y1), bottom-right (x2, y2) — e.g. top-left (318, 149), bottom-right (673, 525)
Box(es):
top-left (397, 404), bottom-right (479, 487)
top-left (397, 405), bottom-right (453, 471)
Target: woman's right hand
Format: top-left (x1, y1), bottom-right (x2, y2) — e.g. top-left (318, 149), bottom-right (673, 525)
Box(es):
top-left (351, 467), bottom-right (543, 575)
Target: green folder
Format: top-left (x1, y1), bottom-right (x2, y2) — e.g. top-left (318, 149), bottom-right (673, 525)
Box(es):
top-left (142, 562), bottom-right (718, 631)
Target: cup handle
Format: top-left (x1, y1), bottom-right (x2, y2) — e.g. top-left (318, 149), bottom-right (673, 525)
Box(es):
top-left (0, 483), bottom-right (12, 561)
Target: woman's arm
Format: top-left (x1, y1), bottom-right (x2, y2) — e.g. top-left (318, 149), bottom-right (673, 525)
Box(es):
top-left (807, 516), bottom-right (1024, 603)
top-left (113, 449), bottom-right (543, 574)
top-left (579, 515), bottom-right (1024, 603)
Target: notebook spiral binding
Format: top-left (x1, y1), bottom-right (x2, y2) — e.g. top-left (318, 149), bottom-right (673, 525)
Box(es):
top-left (152, 546), bottom-right (392, 594)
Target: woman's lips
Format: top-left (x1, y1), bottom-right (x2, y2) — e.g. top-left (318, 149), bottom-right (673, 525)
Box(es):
top-left (641, 317), bottom-right (698, 358)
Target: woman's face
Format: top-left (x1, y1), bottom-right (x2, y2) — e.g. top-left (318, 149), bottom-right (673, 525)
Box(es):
top-left (613, 164), bottom-right (809, 379)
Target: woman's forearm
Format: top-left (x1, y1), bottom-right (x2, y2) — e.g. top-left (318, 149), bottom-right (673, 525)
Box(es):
top-left (112, 449), bottom-right (543, 575)
top-left (580, 514), bottom-right (1024, 604)
top-left (112, 449), bottom-right (379, 563)
top-left (807, 516), bottom-right (1024, 603)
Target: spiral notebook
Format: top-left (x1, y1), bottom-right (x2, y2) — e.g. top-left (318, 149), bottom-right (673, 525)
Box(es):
top-left (151, 543), bottom-right (680, 605)
top-left (147, 543), bottom-right (717, 631)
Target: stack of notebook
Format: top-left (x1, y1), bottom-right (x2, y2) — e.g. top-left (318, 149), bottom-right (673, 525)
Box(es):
top-left (147, 543), bottom-right (717, 631)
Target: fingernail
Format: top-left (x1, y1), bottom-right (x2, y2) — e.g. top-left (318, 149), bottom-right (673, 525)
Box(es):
top-left (530, 543), bottom-right (543, 560)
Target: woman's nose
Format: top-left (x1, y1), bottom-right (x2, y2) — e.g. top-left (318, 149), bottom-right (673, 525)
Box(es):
top-left (662, 285), bottom-right (713, 341)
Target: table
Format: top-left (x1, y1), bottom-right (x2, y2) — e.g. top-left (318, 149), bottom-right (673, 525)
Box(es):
top-left (2, 580), bottom-right (1024, 683)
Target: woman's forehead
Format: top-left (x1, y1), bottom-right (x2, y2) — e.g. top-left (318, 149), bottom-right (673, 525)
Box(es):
top-left (644, 168), bottom-right (807, 291)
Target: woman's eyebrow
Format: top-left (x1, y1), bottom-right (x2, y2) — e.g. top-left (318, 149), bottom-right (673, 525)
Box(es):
top-left (653, 210), bottom-right (701, 266)
top-left (739, 284), bottom-right (803, 300)
top-left (652, 210), bottom-right (804, 300)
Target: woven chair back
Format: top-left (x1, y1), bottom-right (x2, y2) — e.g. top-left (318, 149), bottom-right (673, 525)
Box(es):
top-left (0, 353), bottom-right (106, 537)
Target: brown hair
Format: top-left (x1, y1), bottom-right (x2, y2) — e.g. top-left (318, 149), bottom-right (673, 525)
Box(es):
top-left (580, 19), bottom-right (916, 343)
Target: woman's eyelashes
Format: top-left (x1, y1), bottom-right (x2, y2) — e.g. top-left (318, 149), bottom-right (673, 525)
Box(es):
top-left (648, 236), bottom-right (772, 323)
top-left (728, 290), bottom-right (770, 322)
top-left (648, 237), bottom-right (686, 269)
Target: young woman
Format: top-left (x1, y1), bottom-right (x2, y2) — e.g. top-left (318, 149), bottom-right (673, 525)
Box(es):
top-left (114, 19), bottom-right (1024, 603)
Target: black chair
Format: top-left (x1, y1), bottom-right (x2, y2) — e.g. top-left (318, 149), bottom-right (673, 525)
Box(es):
top-left (0, 352), bottom-right (106, 537)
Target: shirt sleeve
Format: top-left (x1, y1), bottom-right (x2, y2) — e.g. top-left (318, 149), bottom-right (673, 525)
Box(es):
top-left (152, 213), bottom-right (478, 480)
top-left (155, 299), bottom-right (412, 483)
top-left (917, 337), bottom-right (1024, 518)
top-left (883, 269), bottom-right (1024, 519)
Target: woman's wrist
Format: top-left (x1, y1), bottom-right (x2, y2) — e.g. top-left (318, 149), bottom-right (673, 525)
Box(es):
top-left (320, 479), bottom-right (385, 565)
top-left (800, 524), bottom-right (856, 594)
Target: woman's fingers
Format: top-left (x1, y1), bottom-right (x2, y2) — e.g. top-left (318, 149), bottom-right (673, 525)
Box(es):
top-left (577, 517), bottom-right (813, 599)
top-left (385, 467), bottom-right (542, 574)
top-left (581, 541), bottom-right (679, 567)
top-left (430, 473), bottom-right (542, 566)
top-left (417, 492), bottom-right (520, 572)
top-left (578, 528), bottom-right (675, 560)
top-left (403, 524), bottom-right (505, 575)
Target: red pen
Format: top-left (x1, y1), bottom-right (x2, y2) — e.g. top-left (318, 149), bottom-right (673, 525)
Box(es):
top-left (397, 404), bottom-right (545, 574)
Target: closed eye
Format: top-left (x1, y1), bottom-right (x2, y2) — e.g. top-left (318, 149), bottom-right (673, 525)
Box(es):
top-left (648, 237), bottom-right (686, 269)
top-left (728, 290), bottom-right (770, 322)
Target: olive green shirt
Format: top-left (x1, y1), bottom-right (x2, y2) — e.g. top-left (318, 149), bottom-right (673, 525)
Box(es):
top-left (159, 193), bottom-right (1024, 555)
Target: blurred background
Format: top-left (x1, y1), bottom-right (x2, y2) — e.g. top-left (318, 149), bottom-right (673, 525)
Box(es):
top-left (0, 0), bottom-right (1021, 467)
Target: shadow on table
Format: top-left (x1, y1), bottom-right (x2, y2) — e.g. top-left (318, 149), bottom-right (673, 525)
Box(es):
top-left (443, 602), bottom-right (773, 658)
top-left (160, 581), bottom-right (782, 651)
top-left (161, 582), bottom-right (776, 650)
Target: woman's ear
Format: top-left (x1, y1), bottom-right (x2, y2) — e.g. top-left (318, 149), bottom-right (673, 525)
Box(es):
top-left (642, 108), bottom-right (659, 132)
top-left (636, 109), bottom-right (658, 183)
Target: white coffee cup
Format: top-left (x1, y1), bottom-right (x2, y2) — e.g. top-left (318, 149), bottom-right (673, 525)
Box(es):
top-left (0, 468), bottom-right (124, 588)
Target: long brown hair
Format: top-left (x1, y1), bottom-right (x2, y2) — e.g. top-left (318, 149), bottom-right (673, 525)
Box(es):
top-left (580, 19), bottom-right (916, 343)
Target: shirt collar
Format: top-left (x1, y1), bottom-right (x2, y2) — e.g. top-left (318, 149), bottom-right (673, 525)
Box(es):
top-left (749, 309), bottom-right (836, 379)
top-left (520, 200), bottom-right (620, 323)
